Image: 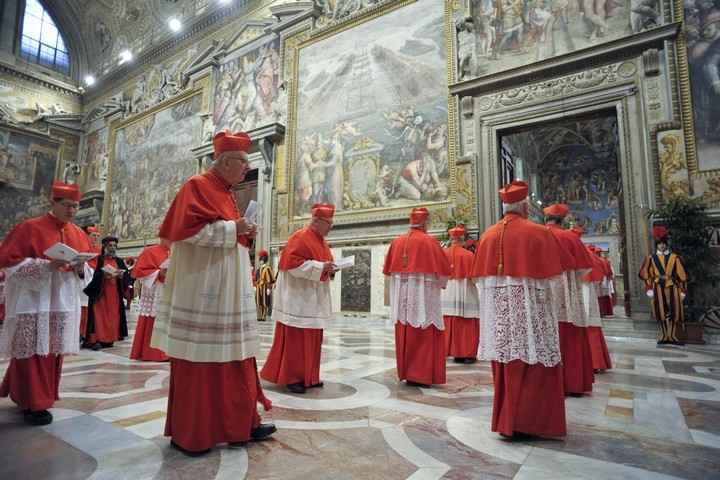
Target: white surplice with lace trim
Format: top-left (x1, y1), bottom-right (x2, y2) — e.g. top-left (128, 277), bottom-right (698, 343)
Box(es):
top-left (0, 258), bottom-right (91, 359)
top-left (137, 270), bottom-right (164, 318)
top-left (475, 275), bottom-right (563, 367)
top-left (389, 272), bottom-right (448, 330)
top-left (548, 269), bottom-right (592, 327)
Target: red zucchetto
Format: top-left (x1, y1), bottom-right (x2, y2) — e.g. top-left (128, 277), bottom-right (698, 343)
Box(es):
top-left (51, 181), bottom-right (82, 201)
top-left (498, 180), bottom-right (528, 204)
top-left (543, 203), bottom-right (569, 217)
top-left (213, 130), bottom-right (251, 158)
top-left (311, 203), bottom-right (335, 218)
top-left (448, 226), bottom-right (466, 239)
top-left (409, 207), bottom-right (429, 225)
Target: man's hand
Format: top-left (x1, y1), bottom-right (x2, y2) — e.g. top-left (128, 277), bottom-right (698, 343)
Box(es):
top-left (322, 261), bottom-right (338, 274)
top-left (646, 290), bottom-right (654, 298)
top-left (236, 217), bottom-right (256, 235)
top-left (49, 259), bottom-right (70, 270)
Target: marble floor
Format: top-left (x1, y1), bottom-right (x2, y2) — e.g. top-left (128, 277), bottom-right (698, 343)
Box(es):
top-left (1, 311), bottom-right (719, 480)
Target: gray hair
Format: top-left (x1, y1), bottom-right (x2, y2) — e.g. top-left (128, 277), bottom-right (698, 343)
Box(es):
top-left (211, 151), bottom-right (229, 167)
top-left (502, 198), bottom-right (529, 214)
top-left (544, 214), bottom-right (564, 224)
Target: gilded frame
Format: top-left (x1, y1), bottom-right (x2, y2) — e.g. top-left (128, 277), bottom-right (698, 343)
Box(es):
top-left (281, 0), bottom-right (459, 233)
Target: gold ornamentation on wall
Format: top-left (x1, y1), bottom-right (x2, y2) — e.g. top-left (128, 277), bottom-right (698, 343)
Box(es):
top-left (658, 131), bottom-right (690, 201)
top-left (699, 178), bottom-right (720, 205)
top-left (477, 63), bottom-right (634, 113)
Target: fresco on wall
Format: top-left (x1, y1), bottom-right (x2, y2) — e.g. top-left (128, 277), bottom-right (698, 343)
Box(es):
top-left (213, 38), bottom-right (281, 133)
top-left (461, 0), bottom-right (647, 80)
top-left (80, 127), bottom-right (108, 193)
top-left (686, 2), bottom-right (720, 171)
top-left (0, 128), bottom-right (60, 239)
top-left (107, 93), bottom-right (202, 242)
top-left (292, 0), bottom-right (448, 217)
top-left (503, 116), bottom-right (621, 235)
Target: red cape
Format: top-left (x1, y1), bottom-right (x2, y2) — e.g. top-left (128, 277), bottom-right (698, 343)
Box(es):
top-left (383, 229), bottom-right (450, 277)
top-left (0, 213), bottom-right (93, 268)
top-left (471, 213), bottom-right (575, 279)
top-left (581, 248), bottom-right (606, 282)
top-left (546, 224), bottom-right (595, 270)
top-left (159, 169), bottom-right (249, 247)
top-left (445, 244), bottom-right (474, 279)
top-left (277, 226), bottom-right (333, 271)
top-left (132, 244), bottom-right (171, 279)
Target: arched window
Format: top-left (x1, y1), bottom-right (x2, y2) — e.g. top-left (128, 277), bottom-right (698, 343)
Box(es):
top-left (19, 0), bottom-right (70, 76)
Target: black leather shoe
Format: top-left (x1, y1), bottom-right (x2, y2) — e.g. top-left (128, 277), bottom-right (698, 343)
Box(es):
top-left (23, 409), bottom-right (53, 426)
top-left (308, 382), bottom-right (324, 388)
top-left (250, 423), bottom-right (277, 440)
top-left (671, 340), bottom-right (685, 346)
top-left (657, 339), bottom-right (669, 345)
top-left (287, 382), bottom-right (306, 393)
top-left (91, 342), bottom-right (102, 351)
top-left (452, 357), bottom-right (466, 364)
top-left (170, 440), bottom-right (210, 457)
top-left (405, 380), bottom-right (430, 388)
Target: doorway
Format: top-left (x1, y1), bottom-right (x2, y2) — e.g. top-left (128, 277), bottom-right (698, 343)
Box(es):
top-left (498, 109), bottom-right (629, 315)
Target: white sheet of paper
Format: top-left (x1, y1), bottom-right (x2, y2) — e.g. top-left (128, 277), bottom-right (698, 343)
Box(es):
top-left (159, 259), bottom-right (170, 269)
top-left (43, 243), bottom-right (98, 264)
top-left (334, 255), bottom-right (355, 270)
top-left (244, 200), bottom-right (261, 221)
top-left (43, 242), bottom-right (79, 263)
top-left (102, 265), bottom-right (125, 275)
top-left (70, 252), bottom-right (99, 264)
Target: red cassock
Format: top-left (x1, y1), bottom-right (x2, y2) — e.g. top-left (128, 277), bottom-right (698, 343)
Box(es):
top-left (383, 229), bottom-right (451, 385)
top-left (546, 224), bottom-right (595, 394)
top-left (260, 226), bottom-right (331, 388)
top-left (158, 169), bottom-right (266, 451)
top-left (582, 251), bottom-right (613, 371)
top-left (442, 244), bottom-right (479, 359)
top-left (471, 213), bottom-right (574, 437)
top-left (129, 244), bottom-right (170, 362)
top-left (0, 213), bottom-right (93, 412)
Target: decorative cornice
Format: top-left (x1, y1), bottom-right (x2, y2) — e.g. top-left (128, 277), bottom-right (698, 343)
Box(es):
top-left (85, 1), bottom-right (256, 101)
top-left (449, 22), bottom-right (680, 97)
top-left (267, 2), bottom-right (322, 35)
top-left (0, 61), bottom-right (82, 98)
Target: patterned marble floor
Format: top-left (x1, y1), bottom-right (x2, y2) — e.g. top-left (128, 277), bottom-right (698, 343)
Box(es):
top-left (1, 310), bottom-right (719, 480)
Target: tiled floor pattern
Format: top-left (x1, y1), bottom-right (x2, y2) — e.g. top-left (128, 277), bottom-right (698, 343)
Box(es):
top-left (1, 312), bottom-right (719, 479)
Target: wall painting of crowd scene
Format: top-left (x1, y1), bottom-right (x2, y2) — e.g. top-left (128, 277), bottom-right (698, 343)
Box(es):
top-left (106, 93), bottom-right (202, 243)
top-left (291, 0), bottom-right (449, 218)
top-left (0, 127), bottom-right (60, 240)
top-left (462, 0), bottom-right (659, 81)
top-left (212, 37), bottom-right (282, 134)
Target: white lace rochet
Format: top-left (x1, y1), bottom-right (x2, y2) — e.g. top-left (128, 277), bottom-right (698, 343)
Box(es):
top-left (475, 275), bottom-right (562, 367)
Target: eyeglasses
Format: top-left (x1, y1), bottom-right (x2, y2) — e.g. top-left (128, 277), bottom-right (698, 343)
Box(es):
top-left (227, 156), bottom-right (250, 167)
top-left (317, 217), bottom-right (333, 227)
top-left (56, 201), bottom-right (80, 210)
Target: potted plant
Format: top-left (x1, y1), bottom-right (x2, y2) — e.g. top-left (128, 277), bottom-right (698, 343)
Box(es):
top-left (646, 197), bottom-right (720, 343)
